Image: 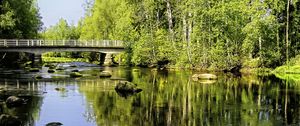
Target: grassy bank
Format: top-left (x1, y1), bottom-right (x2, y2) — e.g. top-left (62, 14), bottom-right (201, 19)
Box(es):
top-left (42, 57), bottom-right (90, 63)
top-left (273, 65), bottom-right (300, 81)
top-left (240, 68), bottom-right (273, 76)
top-left (273, 65), bottom-right (300, 74)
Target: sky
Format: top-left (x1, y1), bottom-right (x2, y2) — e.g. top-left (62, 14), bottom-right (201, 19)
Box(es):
top-left (37, 0), bottom-right (86, 28)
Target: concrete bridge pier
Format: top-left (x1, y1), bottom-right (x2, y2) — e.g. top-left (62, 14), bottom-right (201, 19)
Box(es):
top-left (100, 53), bottom-right (117, 66)
top-left (31, 53), bottom-right (42, 67)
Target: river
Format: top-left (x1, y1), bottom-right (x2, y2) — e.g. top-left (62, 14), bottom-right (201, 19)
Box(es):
top-left (0, 65), bottom-right (299, 126)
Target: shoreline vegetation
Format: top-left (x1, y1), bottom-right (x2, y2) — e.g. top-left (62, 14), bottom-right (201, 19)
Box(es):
top-left (1, 0), bottom-right (300, 81)
top-left (42, 58), bottom-right (300, 83)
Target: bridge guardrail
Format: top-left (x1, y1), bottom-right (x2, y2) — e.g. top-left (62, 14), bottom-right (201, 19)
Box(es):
top-left (0, 39), bottom-right (124, 48)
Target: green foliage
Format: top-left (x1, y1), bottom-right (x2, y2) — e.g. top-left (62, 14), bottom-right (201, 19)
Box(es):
top-left (242, 58), bottom-right (261, 69)
top-left (41, 0), bottom-right (299, 70)
top-left (0, 0), bottom-right (42, 38)
top-left (42, 57), bottom-right (88, 63)
top-left (43, 19), bottom-right (80, 40)
top-left (288, 55), bottom-right (300, 66)
top-left (42, 18), bottom-right (84, 60)
top-left (0, 0), bottom-right (42, 67)
top-left (274, 65), bottom-right (300, 74)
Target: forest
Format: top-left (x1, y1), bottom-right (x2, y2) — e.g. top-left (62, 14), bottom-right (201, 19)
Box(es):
top-left (1, 0), bottom-right (300, 73)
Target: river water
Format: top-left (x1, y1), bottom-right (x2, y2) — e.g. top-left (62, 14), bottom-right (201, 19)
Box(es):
top-left (0, 66), bottom-right (299, 126)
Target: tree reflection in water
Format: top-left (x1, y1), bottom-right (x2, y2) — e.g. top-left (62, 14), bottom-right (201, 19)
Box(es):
top-left (0, 80), bottom-right (43, 126)
top-left (78, 68), bottom-right (300, 126)
top-left (1, 67), bottom-right (300, 126)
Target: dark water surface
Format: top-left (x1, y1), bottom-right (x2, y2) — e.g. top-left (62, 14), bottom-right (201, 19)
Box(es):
top-left (0, 67), bottom-right (299, 126)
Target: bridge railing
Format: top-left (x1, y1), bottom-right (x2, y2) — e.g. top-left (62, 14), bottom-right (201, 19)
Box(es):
top-left (0, 39), bottom-right (124, 48)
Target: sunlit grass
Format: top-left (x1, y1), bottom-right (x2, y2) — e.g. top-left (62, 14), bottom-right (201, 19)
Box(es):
top-left (42, 57), bottom-right (88, 63)
top-left (273, 65), bottom-right (300, 81)
top-left (274, 65), bottom-right (300, 74)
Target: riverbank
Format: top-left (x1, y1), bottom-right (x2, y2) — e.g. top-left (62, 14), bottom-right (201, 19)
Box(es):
top-left (42, 57), bottom-right (93, 63)
top-left (272, 65), bottom-right (300, 81)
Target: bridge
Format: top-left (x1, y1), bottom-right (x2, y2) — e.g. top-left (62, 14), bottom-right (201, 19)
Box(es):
top-left (0, 39), bottom-right (125, 66)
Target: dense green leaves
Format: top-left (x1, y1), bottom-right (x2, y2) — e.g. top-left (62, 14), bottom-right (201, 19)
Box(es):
top-left (0, 0), bottom-right (42, 67)
top-left (42, 0), bottom-right (300, 70)
top-left (0, 0), bottom-right (42, 39)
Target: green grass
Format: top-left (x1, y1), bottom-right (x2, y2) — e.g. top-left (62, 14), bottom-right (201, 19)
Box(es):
top-left (273, 65), bottom-right (300, 81)
top-left (273, 65), bottom-right (300, 74)
top-left (272, 55), bottom-right (300, 81)
top-left (274, 72), bottom-right (300, 81)
top-left (42, 57), bottom-right (88, 63)
top-left (240, 67), bottom-right (273, 76)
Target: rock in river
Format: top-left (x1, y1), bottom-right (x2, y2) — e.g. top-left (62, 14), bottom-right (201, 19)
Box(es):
top-left (48, 69), bottom-right (56, 73)
top-left (46, 122), bottom-right (63, 126)
top-left (69, 72), bottom-right (83, 78)
top-left (115, 81), bottom-right (142, 94)
top-left (99, 71), bottom-right (112, 78)
top-left (0, 114), bottom-right (21, 126)
top-left (6, 96), bottom-right (26, 108)
top-left (192, 74), bottom-right (217, 81)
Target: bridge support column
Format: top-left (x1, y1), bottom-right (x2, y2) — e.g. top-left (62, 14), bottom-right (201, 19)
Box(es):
top-left (101, 53), bottom-right (117, 66)
top-left (31, 53), bottom-right (42, 67)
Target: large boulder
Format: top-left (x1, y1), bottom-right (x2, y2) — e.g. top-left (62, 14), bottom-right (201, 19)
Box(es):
top-left (6, 96), bottom-right (26, 108)
top-left (192, 74), bottom-right (217, 80)
top-left (192, 74), bottom-right (217, 81)
top-left (46, 122), bottom-right (63, 126)
top-left (115, 81), bottom-right (142, 96)
top-left (0, 114), bottom-right (21, 126)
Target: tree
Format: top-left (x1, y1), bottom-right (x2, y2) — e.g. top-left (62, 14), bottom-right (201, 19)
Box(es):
top-left (0, 0), bottom-right (42, 67)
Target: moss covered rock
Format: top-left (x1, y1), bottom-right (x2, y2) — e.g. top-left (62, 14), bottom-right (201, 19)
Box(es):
top-left (34, 74), bottom-right (43, 79)
top-left (99, 71), bottom-right (112, 78)
top-left (48, 69), bottom-right (56, 73)
top-left (55, 87), bottom-right (66, 92)
top-left (56, 67), bottom-right (65, 70)
top-left (6, 96), bottom-right (26, 108)
top-left (115, 81), bottom-right (142, 94)
top-left (46, 122), bottom-right (63, 126)
top-left (70, 72), bottom-right (83, 78)
top-left (71, 69), bottom-right (79, 72)
top-left (192, 74), bottom-right (217, 81)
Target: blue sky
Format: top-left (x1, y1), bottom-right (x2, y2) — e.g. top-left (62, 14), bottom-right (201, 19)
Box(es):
top-left (37, 0), bottom-right (86, 28)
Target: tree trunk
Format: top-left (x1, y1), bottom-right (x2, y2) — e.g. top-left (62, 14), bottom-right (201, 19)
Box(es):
top-left (187, 13), bottom-right (192, 64)
top-left (259, 36), bottom-right (262, 59)
top-left (183, 14), bottom-right (192, 64)
top-left (183, 15), bottom-right (187, 46)
top-left (166, 0), bottom-right (174, 42)
top-left (286, 0), bottom-right (290, 66)
top-left (277, 28), bottom-right (280, 53)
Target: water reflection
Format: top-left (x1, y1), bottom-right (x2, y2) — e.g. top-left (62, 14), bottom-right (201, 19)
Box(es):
top-left (0, 67), bottom-right (300, 125)
top-left (80, 68), bottom-right (300, 126)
